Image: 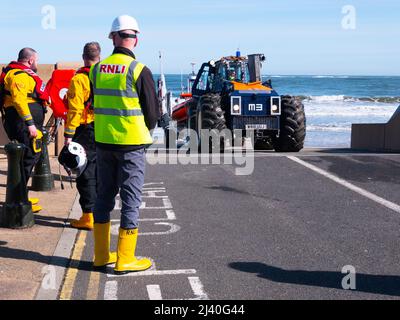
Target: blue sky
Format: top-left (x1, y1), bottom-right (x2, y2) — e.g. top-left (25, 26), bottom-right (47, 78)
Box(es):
top-left (1, 0), bottom-right (399, 75)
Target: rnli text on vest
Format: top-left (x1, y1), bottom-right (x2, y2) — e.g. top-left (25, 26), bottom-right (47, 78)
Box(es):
top-left (99, 64), bottom-right (126, 74)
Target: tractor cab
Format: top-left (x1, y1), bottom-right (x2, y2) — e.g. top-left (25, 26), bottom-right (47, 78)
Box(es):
top-left (192, 54), bottom-right (268, 95)
top-left (192, 54), bottom-right (281, 122)
top-left (222, 57), bottom-right (250, 83)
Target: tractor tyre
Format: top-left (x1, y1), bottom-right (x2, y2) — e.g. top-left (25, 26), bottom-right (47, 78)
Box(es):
top-left (197, 93), bottom-right (227, 153)
top-left (273, 95), bottom-right (306, 152)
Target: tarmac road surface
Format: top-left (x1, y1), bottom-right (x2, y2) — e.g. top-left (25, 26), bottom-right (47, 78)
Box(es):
top-left (55, 149), bottom-right (400, 300)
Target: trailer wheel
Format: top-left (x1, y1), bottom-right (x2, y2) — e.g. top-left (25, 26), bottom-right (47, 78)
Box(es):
top-left (273, 95), bottom-right (306, 152)
top-left (197, 93), bottom-right (227, 153)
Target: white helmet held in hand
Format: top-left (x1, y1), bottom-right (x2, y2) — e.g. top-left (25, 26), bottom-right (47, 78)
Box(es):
top-left (109, 15), bottom-right (140, 39)
top-left (58, 142), bottom-right (88, 177)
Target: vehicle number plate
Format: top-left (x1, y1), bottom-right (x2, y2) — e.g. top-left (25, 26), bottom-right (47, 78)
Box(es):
top-left (245, 124), bottom-right (268, 129)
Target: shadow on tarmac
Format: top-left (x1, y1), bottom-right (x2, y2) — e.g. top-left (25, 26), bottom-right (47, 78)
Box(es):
top-left (305, 156), bottom-right (400, 184)
top-left (0, 203), bottom-right (69, 229)
top-left (229, 262), bottom-right (400, 297)
top-left (0, 168), bottom-right (71, 182)
top-left (206, 185), bottom-right (251, 195)
top-left (0, 237), bottom-right (95, 273)
top-left (34, 214), bottom-right (68, 228)
top-left (305, 148), bottom-right (400, 155)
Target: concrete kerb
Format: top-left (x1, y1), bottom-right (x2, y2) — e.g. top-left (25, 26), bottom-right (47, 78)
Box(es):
top-left (35, 193), bottom-right (81, 300)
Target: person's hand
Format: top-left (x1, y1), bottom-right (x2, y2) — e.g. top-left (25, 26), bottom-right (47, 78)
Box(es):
top-left (43, 96), bottom-right (52, 107)
top-left (28, 125), bottom-right (38, 139)
top-left (64, 138), bottom-right (72, 146)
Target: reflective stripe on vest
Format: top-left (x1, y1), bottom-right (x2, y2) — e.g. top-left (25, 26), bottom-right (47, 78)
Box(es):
top-left (91, 54), bottom-right (153, 145)
top-left (94, 108), bottom-right (143, 116)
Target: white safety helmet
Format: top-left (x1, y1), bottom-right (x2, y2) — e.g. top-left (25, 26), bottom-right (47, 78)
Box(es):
top-left (58, 142), bottom-right (88, 177)
top-left (109, 15), bottom-right (140, 39)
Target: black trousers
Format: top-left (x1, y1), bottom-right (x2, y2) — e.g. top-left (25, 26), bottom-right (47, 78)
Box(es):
top-left (3, 104), bottom-right (45, 186)
top-left (73, 122), bottom-right (97, 213)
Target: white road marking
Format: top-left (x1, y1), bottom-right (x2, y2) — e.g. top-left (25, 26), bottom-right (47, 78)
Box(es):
top-left (287, 156), bottom-right (400, 214)
top-left (104, 281), bottom-right (118, 300)
top-left (111, 210), bottom-right (176, 223)
top-left (140, 222), bottom-right (181, 236)
top-left (147, 285), bottom-right (163, 300)
top-left (110, 224), bottom-right (119, 236)
top-left (115, 198), bottom-right (173, 211)
top-left (188, 277), bottom-right (209, 300)
top-left (140, 198), bottom-right (173, 210)
top-left (107, 269), bottom-right (197, 278)
top-left (138, 210), bottom-right (177, 222)
top-left (106, 182), bottom-right (208, 301)
top-left (110, 222), bottom-right (180, 236)
top-left (143, 182), bottom-right (164, 186)
top-left (165, 210), bottom-right (176, 220)
top-left (142, 190), bottom-right (168, 199)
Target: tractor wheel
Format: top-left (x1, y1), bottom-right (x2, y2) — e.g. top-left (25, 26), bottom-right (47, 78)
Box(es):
top-left (197, 93), bottom-right (227, 153)
top-left (273, 95), bottom-right (306, 152)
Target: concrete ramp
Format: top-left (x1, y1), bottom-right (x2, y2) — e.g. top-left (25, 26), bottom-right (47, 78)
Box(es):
top-left (351, 105), bottom-right (400, 152)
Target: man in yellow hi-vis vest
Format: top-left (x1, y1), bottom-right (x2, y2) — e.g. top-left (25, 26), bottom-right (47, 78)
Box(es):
top-left (89, 15), bottom-right (159, 274)
top-left (64, 42), bottom-right (101, 230)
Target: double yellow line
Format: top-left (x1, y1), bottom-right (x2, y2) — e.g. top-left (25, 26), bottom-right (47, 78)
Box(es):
top-left (59, 231), bottom-right (101, 300)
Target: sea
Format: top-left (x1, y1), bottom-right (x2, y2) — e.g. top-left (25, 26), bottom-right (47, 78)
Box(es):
top-left (159, 75), bottom-right (400, 148)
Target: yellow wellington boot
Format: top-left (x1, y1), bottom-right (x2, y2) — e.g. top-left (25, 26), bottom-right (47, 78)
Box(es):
top-left (70, 213), bottom-right (94, 230)
top-left (93, 222), bottom-right (117, 269)
top-left (114, 228), bottom-right (152, 275)
top-left (29, 198), bottom-right (39, 205)
top-left (32, 204), bottom-right (42, 213)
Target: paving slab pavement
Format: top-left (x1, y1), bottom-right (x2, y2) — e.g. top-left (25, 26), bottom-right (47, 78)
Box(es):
top-left (0, 152), bottom-right (78, 300)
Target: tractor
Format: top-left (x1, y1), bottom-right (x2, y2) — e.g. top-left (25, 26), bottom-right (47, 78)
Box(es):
top-left (167, 52), bottom-right (306, 152)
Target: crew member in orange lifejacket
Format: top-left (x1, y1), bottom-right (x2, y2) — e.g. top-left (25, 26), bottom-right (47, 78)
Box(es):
top-left (0, 48), bottom-right (50, 213)
top-left (64, 42), bottom-right (101, 230)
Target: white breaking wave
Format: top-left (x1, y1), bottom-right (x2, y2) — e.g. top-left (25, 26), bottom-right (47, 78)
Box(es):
top-left (304, 101), bottom-right (398, 118)
top-left (308, 95), bottom-right (346, 102)
top-left (311, 75), bottom-right (350, 79)
top-left (302, 95), bottom-right (400, 103)
top-left (307, 112), bottom-right (395, 117)
top-left (312, 76), bottom-right (336, 79)
top-left (263, 75), bottom-right (297, 79)
top-left (307, 125), bottom-right (352, 132)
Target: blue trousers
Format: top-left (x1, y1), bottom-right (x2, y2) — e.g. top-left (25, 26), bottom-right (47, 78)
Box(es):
top-left (94, 147), bottom-right (145, 229)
